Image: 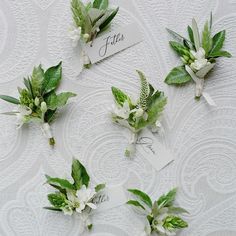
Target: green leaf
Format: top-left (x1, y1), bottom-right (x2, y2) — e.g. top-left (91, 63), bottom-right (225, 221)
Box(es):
top-left (87, 224), bottom-right (93, 230)
top-left (137, 70), bottom-right (149, 110)
top-left (157, 188), bottom-right (177, 208)
top-left (168, 206), bottom-right (189, 214)
top-left (47, 193), bottom-right (66, 208)
top-left (42, 62), bottom-right (62, 95)
top-left (31, 64), bottom-right (44, 96)
top-left (126, 200), bottom-right (146, 210)
top-left (45, 91), bottom-right (58, 110)
top-left (111, 87), bottom-right (130, 106)
top-left (209, 50), bottom-right (232, 58)
top-left (44, 109), bottom-right (57, 124)
top-left (165, 66), bottom-right (192, 85)
top-left (169, 41), bottom-right (190, 57)
top-left (45, 175), bottom-right (75, 190)
top-left (24, 78), bottom-right (34, 98)
top-left (192, 18), bottom-right (200, 50)
top-left (44, 206), bottom-right (62, 212)
top-left (95, 183), bottom-right (106, 192)
top-left (71, 158), bottom-right (90, 190)
top-left (93, 0), bottom-right (109, 10)
top-left (99, 7), bottom-right (119, 32)
top-left (88, 8), bottom-right (105, 23)
top-left (208, 30), bottom-right (226, 55)
top-left (187, 26), bottom-right (194, 45)
top-left (166, 28), bottom-right (193, 48)
top-left (202, 20), bottom-right (212, 56)
top-left (128, 189), bottom-right (152, 208)
top-left (163, 215), bottom-right (188, 230)
top-left (56, 92), bottom-right (76, 108)
top-left (0, 95), bottom-right (20, 105)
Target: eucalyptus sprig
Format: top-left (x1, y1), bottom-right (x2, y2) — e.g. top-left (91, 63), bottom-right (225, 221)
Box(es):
top-left (44, 158), bottom-right (106, 231)
top-left (127, 188), bottom-right (188, 236)
top-left (69, 0), bottom-right (119, 68)
top-left (165, 13), bottom-right (232, 100)
top-left (0, 62), bottom-right (76, 146)
top-left (111, 71), bottom-right (167, 157)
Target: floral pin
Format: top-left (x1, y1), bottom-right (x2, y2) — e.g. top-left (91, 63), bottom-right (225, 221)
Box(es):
top-left (111, 71), bottom-right (167, 157)
top-left (44, 158), bottom-right (106, 231)
top-left (0, 62), bottom-right (76, 146)
top-left (127, 188), bottom-right (188, 236)
top-left (70, 0), bottom-right (119, 68)
top-left (165, 13), bottom-right (232, 104)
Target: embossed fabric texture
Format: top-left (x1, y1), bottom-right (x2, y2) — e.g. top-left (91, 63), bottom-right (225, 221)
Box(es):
top-left (0, 0), bottom-right (236, 235)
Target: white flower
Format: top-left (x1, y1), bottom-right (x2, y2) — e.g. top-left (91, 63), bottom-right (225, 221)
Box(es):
top-left (68, 25), bottom-right (82, 47)
top-left (16, 105), bottom-right (32, 128)
top-left (133, 107), bottom-right (144, 118)
top-left (40, 101), bottom-right (47, 113)
top-left (190, 47), bottom-right (211, 71)
top-left (75, 185), bottom-right (97, 213)
top-left (112, 100), bottom-right (131, 119)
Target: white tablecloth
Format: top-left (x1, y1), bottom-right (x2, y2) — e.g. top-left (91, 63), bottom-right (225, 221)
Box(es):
top-left (0, 0), bottom-right (236, 235)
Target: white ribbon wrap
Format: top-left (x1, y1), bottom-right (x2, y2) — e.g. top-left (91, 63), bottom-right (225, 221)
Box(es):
top-left (41, 123), bottom-right (53, 139)
top-left (185, 65), bottom-right (216, 106)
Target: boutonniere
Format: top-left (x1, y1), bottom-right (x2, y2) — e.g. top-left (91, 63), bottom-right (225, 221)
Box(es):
top-left (127, 188), bottom-right (188, 236)
top-left (111, 71), bottom-right (167, 157)
top-left (44, 158), bottom-right (106, 231)
top-left (69, 0), bottom-right (119, 68)
top-left (0, 62), bottom-right (76, 146)
top-left (165, 13), bottom-right (232, 104)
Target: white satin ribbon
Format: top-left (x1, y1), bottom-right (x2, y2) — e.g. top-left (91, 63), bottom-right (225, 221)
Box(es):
top-left (41, 123), bottom-right (53, 139)
top-left (185, 65), bottom-right (216, 106)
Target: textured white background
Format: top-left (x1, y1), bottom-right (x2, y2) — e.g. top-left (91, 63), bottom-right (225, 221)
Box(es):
top-left (0, 0), bottom-right (236, 235)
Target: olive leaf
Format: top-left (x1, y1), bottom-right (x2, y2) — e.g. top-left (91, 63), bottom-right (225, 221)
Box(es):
top-left (202, 20), bottom-right (212, 56)
top-left (157, 188), bottom-right (177, 208)
top-left (45, 175), bottom-right (76, 190)
top-left (127, 200), bottom-right (146, 210)
top-left (128, 189), bottom-right (152, 208)
top-left (93, 0), bottom-right (109, 10)
top-left (0, 95), bottom-right (20, 105)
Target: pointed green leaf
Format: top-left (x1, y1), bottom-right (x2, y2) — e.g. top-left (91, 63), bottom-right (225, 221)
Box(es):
top-left (99, 7), bottom-right (119, 32)
top-left (166, 28), bottom-right (193, 47)
top-left (192, 18), bottom-right (200, 50)
top-left (71, 158), bottom-right (90, 189)
top-left (45, 175), bottom-right (75, 190)
top-left (128, 189), bottom-right (152, 208)
top-left (42, 62), bottom-right (62, 95)
top-left (0, 95), bottom-right (20, 105)
top-left (93, 0), bottom-right (109, 10)
top-left (165, 66), bottom-right (192, 85)
top-left (202, 20), bottom-right (212, 56)
top-left (169, 41), bottom-right (190, 57)
top-left (126, 200), bottom-right (146, 210)
top-left (44, 206), bottom-right (62, 212)
top-left (209, 30), bottom-right (226, 55)
top-left (187, 25), bottom-right (194, 45)
top-left (209, 50), bottom-right (232, 58)
top-left (31, 64), bottom-right (44, 96)
top-left (157, 188), bottom-right (177, 208)
top-left (111, 87), bottom-right (130, 106)
top-left (168, 206), bottom-right (189, 214)
top-left (56, 92), bottom-right (76, 108)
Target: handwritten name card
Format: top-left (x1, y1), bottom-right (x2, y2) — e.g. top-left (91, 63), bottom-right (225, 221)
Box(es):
top-left (83, 23), bottom-right (143, 64)
top-left (136, 129), bottom-right (174, 171)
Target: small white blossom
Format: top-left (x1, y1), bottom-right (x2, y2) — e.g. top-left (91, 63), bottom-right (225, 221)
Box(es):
top-left (190, 47), bottom-right (211, 71)
top-left (16, 105), bottom-right (32, 129)
top-left (112, 100), bottom-right (131, 119)
top-left (75, 185), bottom-right (97, 213)
top-left (68, 25), bottom-right (82, 47)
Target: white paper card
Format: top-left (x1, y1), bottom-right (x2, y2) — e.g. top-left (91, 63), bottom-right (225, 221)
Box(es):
top-left (136, 129), bottom-right (174, 171)
top-left (83, 23), bottom-right (143, 64)
top-left (93, 186), bottom-right (127, 213)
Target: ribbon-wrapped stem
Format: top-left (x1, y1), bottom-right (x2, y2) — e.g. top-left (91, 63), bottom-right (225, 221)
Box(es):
top-left (41, 123), bottom-right (55, 146)
top-left (125, 132), bottom-right (138, 157)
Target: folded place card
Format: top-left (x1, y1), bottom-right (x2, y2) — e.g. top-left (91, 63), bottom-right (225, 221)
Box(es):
top-left (83, 23), bottom-right (143, 64)
top-left (93, 186), bottom-right (127, 213)
top-left (136, 129), bottom-right (174, 171)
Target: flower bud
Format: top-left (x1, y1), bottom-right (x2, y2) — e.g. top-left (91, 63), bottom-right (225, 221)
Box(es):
top-left (40, 102), bottom-right (47, 113)
top-left (181, 57), bottom-right (187, 64)
top-left (34, 97), bottom-right (40, 106)
top-left (83, 33), bottom-right (89, 40)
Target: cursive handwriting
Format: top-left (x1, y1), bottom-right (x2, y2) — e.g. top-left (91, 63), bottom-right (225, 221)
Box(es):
top-left (92, 193), bottom-right (110, 205)
top-left (137, 137), bottom-right (155, 154)
top-left (99, 33), bottom-right (124, 57)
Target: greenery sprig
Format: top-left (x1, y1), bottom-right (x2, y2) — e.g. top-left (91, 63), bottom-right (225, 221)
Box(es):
top-left (44, 158), bottom-right (106, 231)
top-left (165, 13), bottom-right (232, 99)
top-left (127, 188), bottom-right (188, 236)
top-left (69, 0), bottom-right (119, 68)
top-left (0, 62), bottom-right (76, 146)
top-left (111, 71), bottom-right (167, 157)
